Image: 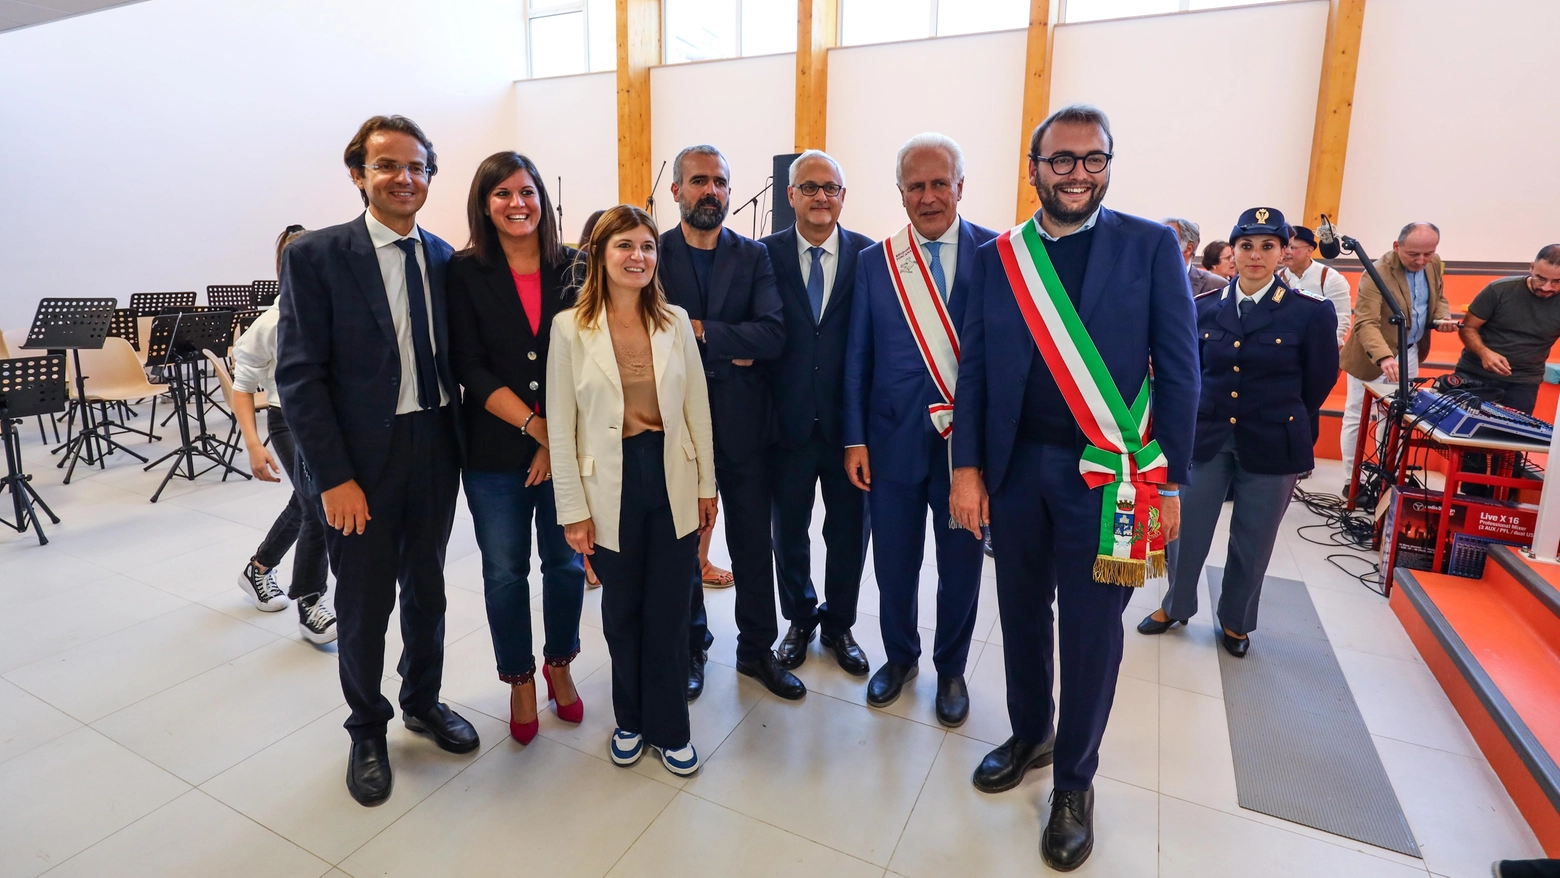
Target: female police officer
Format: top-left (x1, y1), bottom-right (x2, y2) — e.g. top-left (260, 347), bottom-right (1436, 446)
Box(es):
top-left (1136, 207), bottom-right (1338, 656)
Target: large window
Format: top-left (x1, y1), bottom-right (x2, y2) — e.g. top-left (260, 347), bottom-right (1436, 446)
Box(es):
top-left (840, 0), bottom-right (1027, 46)
top-left (1062, 0), bottom-right (1293, 23)
top-left (663, 0), bottom-right (798, 63)
top-left (525, 0), bottom-right (616, 78)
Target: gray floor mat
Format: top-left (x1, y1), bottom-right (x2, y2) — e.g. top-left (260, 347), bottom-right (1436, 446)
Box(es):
top-left (1206, 566), bottom-right (1421, 857)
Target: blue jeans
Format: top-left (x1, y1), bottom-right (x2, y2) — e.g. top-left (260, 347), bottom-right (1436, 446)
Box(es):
top-left (462, 470), bottom-right (586, 681)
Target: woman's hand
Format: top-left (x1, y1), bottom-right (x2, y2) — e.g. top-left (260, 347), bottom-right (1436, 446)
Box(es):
top-left (565, 519), bottom-right (596, 555)
top-left (698, 497), bottom-right (719, 535)
top-left (526, 415), bottom-right (549, 449)
top-left (247, 442), bottom-right (282, 482)
top-left (526, 445), bottom-right (551, 488)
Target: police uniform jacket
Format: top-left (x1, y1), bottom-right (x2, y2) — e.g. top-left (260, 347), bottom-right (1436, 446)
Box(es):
top-left (1192, 274), bottom-right (1339, 474)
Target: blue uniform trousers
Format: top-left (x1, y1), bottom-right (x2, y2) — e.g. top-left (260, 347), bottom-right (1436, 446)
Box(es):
top-left (989, 441), bottom-right (1134, 791)
top-left (868, 437), bottom-right (982, 675)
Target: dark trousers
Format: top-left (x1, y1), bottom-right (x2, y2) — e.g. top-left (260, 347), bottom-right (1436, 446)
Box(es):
top-left (462, 469), bottom-right (585, 681)
top-left (990, 441), bottom-right (1134, 791)
top-left (868, 438), bottom-right (982, 675)
top-left (323, 407), bottom-right (460, 742)
top-left (1162, 446), bottom-right (1297, 636)
top-left (689, 451), bottom-right (779, 663)
top-left (1452, 368), bottom-right (1540, 496)
top-left (592, 431), bottom-right (699, 749)
top-left (770, 426), bottom-right (869, 637)
top-left (254, 407), bottom-right (327, 600)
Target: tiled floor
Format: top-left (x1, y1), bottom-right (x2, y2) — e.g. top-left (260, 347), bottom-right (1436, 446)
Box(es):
top-left (0, 412), bottom-right (1546, 877)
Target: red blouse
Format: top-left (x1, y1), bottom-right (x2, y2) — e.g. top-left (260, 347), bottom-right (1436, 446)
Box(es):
top-left (511, 269), bottom-right (541, 336)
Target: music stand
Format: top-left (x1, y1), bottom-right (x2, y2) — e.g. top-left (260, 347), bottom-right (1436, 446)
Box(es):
top-left (252, 280), bottom-right (279, 306)
top-left (207, 285), bottom-right (256, 309)
top-left (1, 355), bottom-right (67, 545)
top-left (129, 291), bottom-right (196, 317)
top-left (142, 311), bottom-right (250, 502)
top-left (20, 297), bottom-right (141, 484)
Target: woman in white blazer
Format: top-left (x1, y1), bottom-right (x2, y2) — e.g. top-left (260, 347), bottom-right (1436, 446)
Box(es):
top-left (547, 204), bottom-right (717, 777)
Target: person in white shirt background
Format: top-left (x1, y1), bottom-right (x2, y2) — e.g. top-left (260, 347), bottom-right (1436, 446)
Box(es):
top-left (1281, 224), bottom-right (1354, 347)
top-left (231, 224), bottom-right (338, 645)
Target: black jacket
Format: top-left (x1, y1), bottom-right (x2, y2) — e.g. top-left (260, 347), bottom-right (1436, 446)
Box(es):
top-left (1191, 276), bottom-right (1339, 474)
top-left (658, 225), bottom-right (785, 464)
top-left (275, 213), bottom-right (463, 494)
top-left (447, 248), bottom-right (580, 472)
top-left (760, 224), bottom-right (873, 449)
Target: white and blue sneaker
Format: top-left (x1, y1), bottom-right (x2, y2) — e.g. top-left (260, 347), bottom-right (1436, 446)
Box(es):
top-left (610, 729), bottom-right (644, 766)
top-left (656, 742), bottom-right (700, 777)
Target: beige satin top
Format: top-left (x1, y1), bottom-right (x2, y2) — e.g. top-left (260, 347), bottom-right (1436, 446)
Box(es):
top-left (608, 314), bottom-right (663, 436)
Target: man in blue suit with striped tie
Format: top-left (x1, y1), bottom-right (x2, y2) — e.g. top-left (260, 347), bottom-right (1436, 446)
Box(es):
top-left (843, 133), bottom-right (996, 728)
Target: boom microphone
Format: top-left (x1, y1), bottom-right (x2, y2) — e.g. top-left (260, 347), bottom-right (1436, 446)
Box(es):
top-left (1316, 214), bottom-right (1342, 260)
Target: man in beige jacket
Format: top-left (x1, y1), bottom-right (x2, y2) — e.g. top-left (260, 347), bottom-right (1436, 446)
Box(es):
top-left (1338, 222), bottom-right (1459, 494)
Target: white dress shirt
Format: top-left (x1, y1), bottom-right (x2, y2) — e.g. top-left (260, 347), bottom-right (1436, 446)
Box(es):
top-left (1226, 275), bottom-right (1278, 306)
top-left (912, 218), bottom-right (962, 291)
top-left (231, 306), bottom-right (279, 402)
top-left (1282, 258), bottom-right (1352, 344)
top-left (1035, 205), bottom-right (1102, 241)
top-left (796, 225), bottom-right (842, 315)
top-left (364, 211), bottom-right (449, 413)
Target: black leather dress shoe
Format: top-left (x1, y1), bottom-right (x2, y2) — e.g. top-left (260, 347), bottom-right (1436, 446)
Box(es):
top-left (736, 652), bottom-right (807, 700)
top-left (687, 651), bottom-right (707, 702)
top-left (347, 736), bottom-right (393, 807)
top-left (775, 624), bottom-right (816, 670)
top-left (1136, 612), bottom-right (1186, 635)
top-left (866, 662), bottom-right (917, 707)
top-left (1041, 786), bottom-right (1094, 870)
top-left (972, 733), bottom-right (1055, 793)
top-left (403, 704), bottom-right (480, 754)
top-left (819, 630), bottom-right (869, 676)
top-left (935, 674), bottom-right (969, 727)
top-left (1221, 631), bottom-right (1250, 658)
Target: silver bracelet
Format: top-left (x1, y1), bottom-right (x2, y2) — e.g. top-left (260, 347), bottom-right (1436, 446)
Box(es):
top-left (521, 412), bottom-right (537, 435)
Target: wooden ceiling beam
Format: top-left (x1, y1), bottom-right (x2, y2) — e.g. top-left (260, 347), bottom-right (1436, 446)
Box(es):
top-left (616, 0), bottom-right (660, 207)
top-left (1303, 0), bottom-right (1366, 229)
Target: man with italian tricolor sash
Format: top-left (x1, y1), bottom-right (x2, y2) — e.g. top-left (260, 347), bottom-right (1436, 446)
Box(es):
top-left (949, 104), bottom-right (1200, 871)
top-left (842, 133), bottom-right (996, 730)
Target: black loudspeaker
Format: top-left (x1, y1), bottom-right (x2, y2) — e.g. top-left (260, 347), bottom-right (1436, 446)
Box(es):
top-left (772, 153), bottom-right (801, 232)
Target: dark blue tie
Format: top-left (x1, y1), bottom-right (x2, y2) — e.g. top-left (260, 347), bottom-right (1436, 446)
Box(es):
top-left (393, 238), bottom-right (440, 410)
top-left (807, 246), bottom-right (826, 322)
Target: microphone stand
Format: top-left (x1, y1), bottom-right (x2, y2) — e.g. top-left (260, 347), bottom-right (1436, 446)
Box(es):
top-left (1338, 232), bottom-right (1414, 500)
top-left (732, 176), bottom-right (774, 239)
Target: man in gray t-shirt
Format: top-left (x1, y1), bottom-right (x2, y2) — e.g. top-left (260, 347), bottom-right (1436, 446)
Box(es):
top-left (1455, 244), bottom-right (1560, 414)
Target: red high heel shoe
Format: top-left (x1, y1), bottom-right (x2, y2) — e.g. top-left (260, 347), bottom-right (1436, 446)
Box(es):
top-left (542, 663), bottom-right (584, 724)
top-left (509, 681), bottom-right (539, 745)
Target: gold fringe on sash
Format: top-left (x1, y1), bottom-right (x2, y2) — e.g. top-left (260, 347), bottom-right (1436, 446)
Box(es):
top-left (1091, 550), bottom-right (1166, 588)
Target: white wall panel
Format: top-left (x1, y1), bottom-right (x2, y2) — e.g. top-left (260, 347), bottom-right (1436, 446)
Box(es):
top-left (515, 72), bottom-right (619, 244)
top-left (0, 0), bottom-right (523, 329)
top-left (649, 53), bottom-right (796, 239)
top-left (825, 30), bottom-right (1027, 242)
top-left (1339, 0), bottom-right (1560, 262)
top-left (1049, 1), bottom-right (1328, 253)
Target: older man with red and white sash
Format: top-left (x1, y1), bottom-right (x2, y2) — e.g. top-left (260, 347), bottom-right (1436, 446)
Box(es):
top-left (842, 133), bottom-right (996, 728)
top-left (950, 105), bottom-right (1200, 870)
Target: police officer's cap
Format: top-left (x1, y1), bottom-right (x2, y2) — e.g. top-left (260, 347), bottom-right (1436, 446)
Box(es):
top-left (1289, 225), bottom-right (1316, 248)
top-left (1230, 207), bottom-right (1290, 246)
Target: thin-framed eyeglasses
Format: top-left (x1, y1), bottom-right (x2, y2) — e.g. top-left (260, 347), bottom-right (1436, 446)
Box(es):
top-left (793, 182), bottom-right (844, 197)
top-left (1030, 152), bottom-right (1112, 175)
top-left (364, 162), bottom-right (436, 179)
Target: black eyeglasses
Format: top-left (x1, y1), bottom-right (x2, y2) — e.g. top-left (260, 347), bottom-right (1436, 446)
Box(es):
top-left (1030, 151), bottom-right (1113, 175)
top-left (794, 182), bottom-right (844, 197)
top-left (363, 162), bottom-right (436, 179)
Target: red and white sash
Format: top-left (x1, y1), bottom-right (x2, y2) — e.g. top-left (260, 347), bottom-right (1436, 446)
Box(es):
top-left (883, 224), bottom-right (959, 438)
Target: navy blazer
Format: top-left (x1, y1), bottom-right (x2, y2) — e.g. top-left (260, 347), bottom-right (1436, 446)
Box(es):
top-left (275, 213), bottom-right (462, 495)
top-left (843, 218), bottom-right (997, 485)
top-left (761, 224), bottom-right (874, 449)
top-left (659, 225), bottom-right (785, 464)
top-left (951, 207), bottom-right (1200, 491)
top-left (1190, 276), bottom-right (1339, 473)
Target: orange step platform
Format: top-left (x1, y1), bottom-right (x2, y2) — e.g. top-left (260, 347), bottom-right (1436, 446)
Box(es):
top-left (1391, 547), bottom-right (1560, 855)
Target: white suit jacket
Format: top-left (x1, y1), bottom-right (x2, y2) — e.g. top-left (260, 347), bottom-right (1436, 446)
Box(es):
top-left (546, 303), bottom-right (716, 552)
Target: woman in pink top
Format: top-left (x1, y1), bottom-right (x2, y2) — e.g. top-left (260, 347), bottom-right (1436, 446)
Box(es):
top-left (447, 152), bottom-right (586, 744)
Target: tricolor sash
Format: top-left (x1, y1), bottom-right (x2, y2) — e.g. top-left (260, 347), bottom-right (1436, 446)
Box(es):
top-left (995, 219), bottom-right (1168, 587)
top-left (883, 225), bottom-right (959, 437)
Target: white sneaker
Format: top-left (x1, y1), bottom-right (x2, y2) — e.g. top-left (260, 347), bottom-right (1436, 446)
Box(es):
top-left (298, 594), bottom-right (337, 644)
top-left (656, 742), bottom-right (700, 776)
top-left (610, 729), bottom-right (644, 766)
top-left (238, 559), bottom-right (289, 612)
